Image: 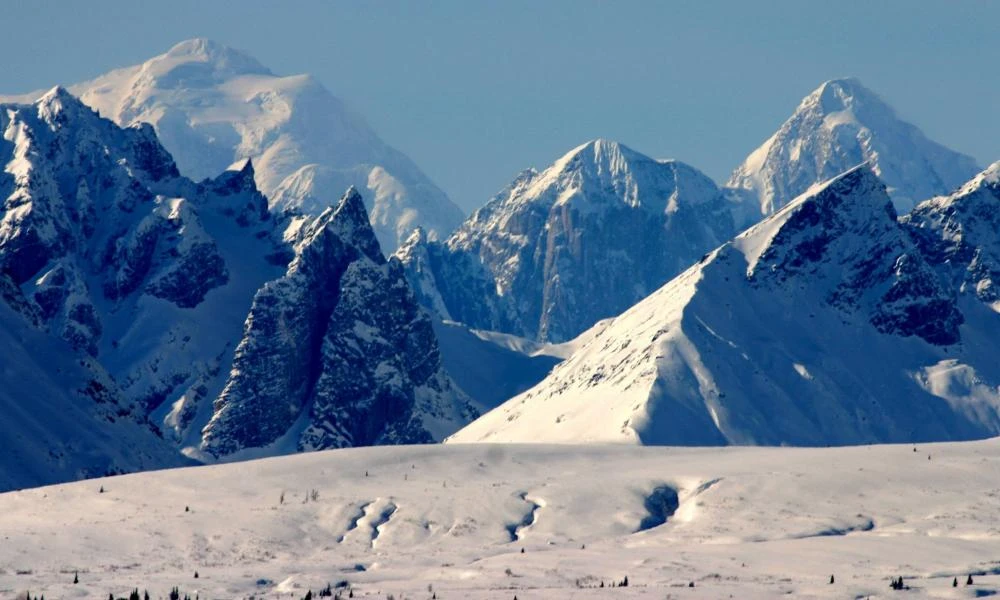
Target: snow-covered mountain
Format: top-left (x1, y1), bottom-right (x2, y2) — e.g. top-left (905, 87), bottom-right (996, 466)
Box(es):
top-left (396, 139), bottom-right (754, 342)
top-left (1, 38), bottom-right (464, 251)
top-left (728, 78), bottom-right (980, 215)
top-left (450, 165), bottom-right (1000, 446)
top-left (0, 89), bottom-right (473, 489)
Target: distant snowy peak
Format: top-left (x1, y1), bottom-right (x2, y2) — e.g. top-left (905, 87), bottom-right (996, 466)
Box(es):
top-left (729, 78), bottom-right (980, 215)
top-left (157, 37), bottom-right (271, 78)
top-left (2, 38), bottom-right (464, 251)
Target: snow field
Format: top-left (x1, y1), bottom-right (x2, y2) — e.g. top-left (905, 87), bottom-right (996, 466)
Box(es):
top-left (1, 440), bottom-right (999, 598)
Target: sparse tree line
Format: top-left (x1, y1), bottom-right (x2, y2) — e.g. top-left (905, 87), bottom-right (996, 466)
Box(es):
top-left (22, 565), bottom-right (985, 598)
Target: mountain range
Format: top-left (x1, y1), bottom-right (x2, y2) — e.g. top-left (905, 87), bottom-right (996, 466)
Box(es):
top-left (2, 50), bottom-right (996, 492)
top-left (450, 163), bottom-right (1000, 445)
top-left (397, 79), bottom-right (978, 345)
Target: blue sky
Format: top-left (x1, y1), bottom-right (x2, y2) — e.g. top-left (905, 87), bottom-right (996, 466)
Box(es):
top-left (3, 1), bottom-right (996, 212)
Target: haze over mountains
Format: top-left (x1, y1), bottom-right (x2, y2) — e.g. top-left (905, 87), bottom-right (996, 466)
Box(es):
top-left (1, 39), bottom-right (465, 252)
top-left (1, 39), bottom-right (996, 493)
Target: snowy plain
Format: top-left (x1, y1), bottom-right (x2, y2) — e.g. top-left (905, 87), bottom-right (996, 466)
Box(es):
top-left (2, 440), bottom-right (999, 599)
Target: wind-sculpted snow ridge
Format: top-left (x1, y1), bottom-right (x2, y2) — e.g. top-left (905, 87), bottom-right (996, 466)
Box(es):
top-left (396, 139), bottom-right (755, 342)
top-left (450, 165), bottom-right (1000, 446)
top-left (729, 78), bottom-right (980, 215)
top-left (1, 38), bottom-right (464, 251)
top-left (0, 90), bottom-right (475, 489)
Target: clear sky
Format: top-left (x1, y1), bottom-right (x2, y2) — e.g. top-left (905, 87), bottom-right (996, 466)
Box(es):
top-left (3, 0), bottom-right (996, 212)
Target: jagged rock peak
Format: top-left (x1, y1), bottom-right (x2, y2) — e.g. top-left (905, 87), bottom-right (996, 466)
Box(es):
top-left (35, 85), bottom-right (91, 122)
top-left (737, 163), bottom-right (892, 274)
top-left (211, 157), bottom-right (257, 192)
top-left (328, 186), bottom-right (383, 262)
top-left (404, 225), bottom-right (428, 246)
top-left (781, 162), bottom-right (890, 222)
top-left (953, 159), bottom-right (1000, 195)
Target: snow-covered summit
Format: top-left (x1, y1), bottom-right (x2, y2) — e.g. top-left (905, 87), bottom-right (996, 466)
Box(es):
top-left (157, 37), bottom-right (271, 77)
top-left (0, 39), bottom-right (464, 251)
top-left (728, 78), bottom-right (980, 215)
top-left (472, 138), bottom-right (730, 216)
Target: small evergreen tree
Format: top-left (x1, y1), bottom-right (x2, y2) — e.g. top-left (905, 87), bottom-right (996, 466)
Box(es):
top-left (829, 574), bottom-right (834, 584)
top-left (953, 577), bottom-right (959, 587)
top-left (967, 574), bottom-right (974, 585)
